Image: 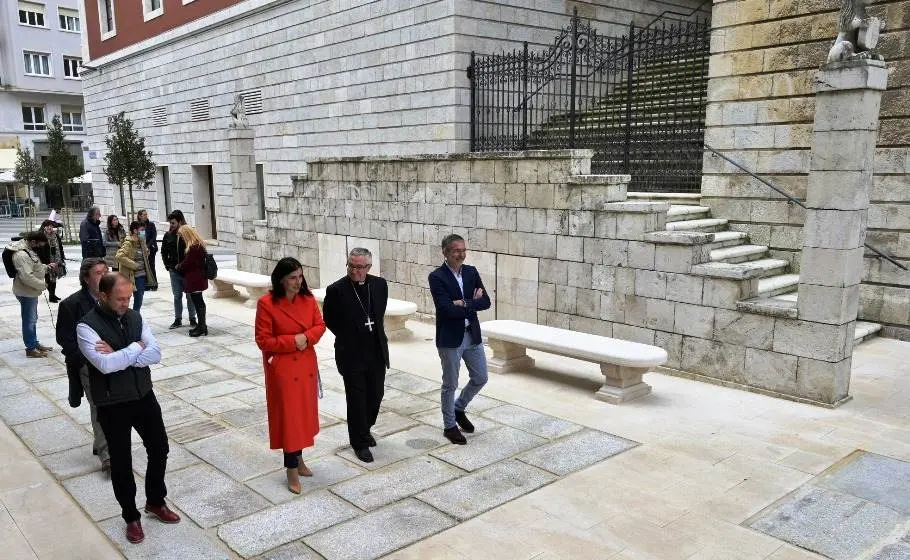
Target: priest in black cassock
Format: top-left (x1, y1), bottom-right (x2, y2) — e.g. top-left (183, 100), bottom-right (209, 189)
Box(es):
top-left (322, 247), bottom-right (390, 463)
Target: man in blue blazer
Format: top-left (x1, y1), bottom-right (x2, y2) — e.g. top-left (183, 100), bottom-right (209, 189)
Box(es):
top-left (428, 234), bottom-right (491, 444)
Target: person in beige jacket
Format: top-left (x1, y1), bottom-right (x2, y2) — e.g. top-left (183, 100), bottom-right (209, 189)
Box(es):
top-left (116, 221), bottom-right (158, 311)
top-left (7, 231), bottom-right (57, 357)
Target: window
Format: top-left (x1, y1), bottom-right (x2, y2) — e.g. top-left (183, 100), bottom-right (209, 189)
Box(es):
top-left (98, 0), bottom-right (115, 38)
top-left (23, 52), bottom-right (51, 76)
top-left (143, 0), bottom-right (163, 21)
top-left (62, 108), bottom-right (84, 132)
top-left (18, 1), bottom-right (46, 27)
top-left (63, 56), bottom-right (81, 79)
top-left (256, 164), bottom-right (266, 219)
top-left (22, 105), bottom-right (46, 131)
top-left (58, 8), bottom-right (80, 32)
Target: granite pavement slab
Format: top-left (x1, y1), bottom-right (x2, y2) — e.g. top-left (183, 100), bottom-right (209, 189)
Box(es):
top-left (316, 389), bottom-right (348, 420)
top-left (518, 429), bottom-right (638, 476)
top-left (870, 542), bottom-right (910, 560)
top-left (174, 379), bottom-right (258, 403)
top-left (99, 511), bottom-right (233, 560)
top-left (430, 426), bottom-right (546, 472)
top-left (481, 404), bottom-right (583, 439)
top-left (417, 391), bottom-right (504, 412)
top-left (13, 414), bottom-right (91, 455)
top-left (384, 370), bottom-right (440, 394)
top-left (330, 456), bottom-right (463, 511)
top-left (13, 362), bottom-right (65, 382)
top-left (816, 452), bottom-right (910, 514)
top-left (157, 398), bottom-right (207, 428)
top-left (254, 541), bottom-right (322, 560)
top-left (372, 410), bottom-right (419, 437)
top-left (416, 460), bottom-right (555, 521)
top-left (246, 455), bottom-right (364, 505)
top-left (411, 409), bottom-right (502, 434)
top-left (217, 404), bottom-right (268, 428)
top-left (152, 332), bottom-right (198, 347)
top-left (749, 485), bottom-right (906, 560)
top-left (64, 470), bottom-right (141, 521)
top-left (211, 357), bottom-right (263, 376)
top-left (186, 431), bottom-right (281, 481)
top-left (217, 490), bottom-right (361, 557)
top-left (33, 377), bottom-right (70, 401)
top-left (380, 388), bottom-right (437, 415)
top-left (337, 424), bottom-right (449, 470)
top-left (231, 387), bottom-right (268, 406)
top-left (40, 444), bottom-right (103, 480)
top-left (187, 369), bottom-right (236, 385)
top-left (0, 376), bottom-right (29, 397)
top-left (304, 499), bottom-right (456, 560)
top-left (229, 342), bottom-right (262, 360)
top-left (150, 360), bottom-right (212, 381)
top-left (165, 464), bottom-right (271, 528)
top-left (194, 395), bottom-right (248, 415)
top-left (0, 389), bottom-right (59, 425)
top-left (132, 441), bottom-right (201, 475)
top-left (297, 422), bottom-right (352, 460)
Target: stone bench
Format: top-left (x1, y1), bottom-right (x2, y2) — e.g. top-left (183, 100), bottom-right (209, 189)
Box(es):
top-left (310, 288), bottom-right (418, 340)
top-left (210, 269), bottom-right (271, 308)
top-left (481, 320), bottom-right (668, 404)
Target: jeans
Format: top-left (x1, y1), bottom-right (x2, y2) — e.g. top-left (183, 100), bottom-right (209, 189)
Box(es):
top-left (17, 296), bottom-right (39, 351)
top-left (438, 331), bottom-right (488, 429)
top-left (169, 270), bottom-right (196, 321)
top-left (133, 275), bottom-right (146, 311)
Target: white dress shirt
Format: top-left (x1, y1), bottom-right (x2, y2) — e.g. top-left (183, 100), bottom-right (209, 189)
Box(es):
top-left (446, 262), bottom-right (470, 327)
top-left (76, 315), bottom-right (161, 374)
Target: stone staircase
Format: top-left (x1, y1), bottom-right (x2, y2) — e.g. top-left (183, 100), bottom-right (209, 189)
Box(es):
top-left (630, 193), bottom-right (883, 345)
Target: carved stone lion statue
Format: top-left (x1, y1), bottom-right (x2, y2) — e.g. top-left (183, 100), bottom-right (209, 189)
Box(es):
top-left (827, 0), bottom-right (886, 63)
top-left (230, 94), bottom-right (249, 128)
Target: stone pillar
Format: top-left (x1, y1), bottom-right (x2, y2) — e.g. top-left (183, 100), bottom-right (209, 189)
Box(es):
top-left (228, 127), bottom-right (258, 237)
top-left (792, 60), bottom-right (887, 405)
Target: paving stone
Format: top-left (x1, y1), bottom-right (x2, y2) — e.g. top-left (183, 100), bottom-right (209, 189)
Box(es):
top-left (57, 397), bottom-right (93, 425)
top-left (318, 370), bottom-right (345, 392)
top-left (218, 404), bottom-right (268, 427)
top-left (150, 361), bottom-right (211, 381)
top-left (317, 389), bottom-right (348, 419)
top-left (246, 455), bottom-right (364, 505)
top-left (230, 342), bottom-right (263, 360)
top-left (14, 362), bottom-right (65, 382)
top-left (152, 332), bottom-right (198, 347)
top-left (179, 341), bottom-right (236, 360)
top-left (186, 431), bottom-right (281, 481)
top-left (749, 485), bottom-right (906, 560)
top-left (245, 373), bottom-right (265, 386)
top-left (319, 413), bottom-right (342, 427)
top-left (417, 390), bottom-right (503, 412)
top-left (168, 418), bottom-right (230, 444)
top-left (0, 389), bottom-right (59, 425)
top-left (194, 395), bottom-right (249, 415)
top-left (99, 511), bottom-right (233, 560)
top-left (132, 441), bottom-right (201, 476)
top-left (817, 452), bottom-right (910, 514)
top-left (240, 422), bottom-right (272, 445)
top-left (411, 408), bottom-right (502, 434)
top-left (166, 463), bottom-right (270, 528)
top-left (218, 490), bottom-right (361, 557)
top-left (430, 426), bottom-right (546, 472)
top-left (305, 499), bottom-right (456, 560)
top-left (480, 404), bottom-right (583, 439)
top-left (385, 370), bottom-right (440, 394)
top-left (870, 543), bottom-right (910, 560)
top-left (0, 376), bottom-right (28, 397)
top-left (254, 541), bottom-right (322, 560)
top-left (518, 429), bottom-right (638, 476)
top-left (213, 357), bottom-right (263, 376)
top-left (331, 456), bottom-right (463, 511)
top-left (34, 377), bottom-right (70, 401)
top-left (40, 444), bottom-right (103, 480)
top-left (232, 387), bottom-right (268, 405)
top-left (417, 460), bottom-right (555, 521)
top-left (13, 415), bottom-right (91, 455)
top-left (186, 369), bottom-right (236, 385)
top-left (157, 398), bottom-right (207, 428)
top-left (174, 379), bottom-right (258, 403)
top-left (380, 388), bottom-right (438, 415)
top-left (337, 424), bottom-right (449, 470)
top-left (64, 470), bottom-right (139, 521)
top-left (373, 410), bottom-right (419, 436)
top-left (155, 375), bottom-right (205, 393)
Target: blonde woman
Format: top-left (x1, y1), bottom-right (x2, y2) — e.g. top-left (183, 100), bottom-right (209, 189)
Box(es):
top-left (116, 221), bottom-right (158, 311)
top-left (174, 225), bottom-right (208, 337)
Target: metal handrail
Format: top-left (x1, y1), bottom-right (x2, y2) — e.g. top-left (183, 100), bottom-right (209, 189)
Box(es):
top-left (703, 143), bottom-right (908, 271)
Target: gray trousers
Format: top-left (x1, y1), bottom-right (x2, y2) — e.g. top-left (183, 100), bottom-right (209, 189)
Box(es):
top-left (80, 367), bottom-right (110, 463)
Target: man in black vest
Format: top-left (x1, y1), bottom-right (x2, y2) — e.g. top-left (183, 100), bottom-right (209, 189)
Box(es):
top-left (77, 273), bottom-right (179, 544)
top-left (322, 247), bottom-right (389, 463)
top-left (56, 257), bottom-right (110, 474)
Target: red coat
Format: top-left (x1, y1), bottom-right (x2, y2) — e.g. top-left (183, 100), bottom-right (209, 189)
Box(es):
top-left (176, 245), bottom-right (208, 293)
top-left (255, 292), bottom-right (326, 451)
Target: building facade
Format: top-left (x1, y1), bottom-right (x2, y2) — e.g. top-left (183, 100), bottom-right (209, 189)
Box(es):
top-left (79, 0), bottom-right (706, 238)
top-left (0, 0), bottom-right (86, 208)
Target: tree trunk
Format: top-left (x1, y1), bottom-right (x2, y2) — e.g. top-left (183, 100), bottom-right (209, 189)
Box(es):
top-left (128, 181), bottom-right (135, 219)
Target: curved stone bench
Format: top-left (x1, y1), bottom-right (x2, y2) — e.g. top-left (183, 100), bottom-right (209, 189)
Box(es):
top-left (310, 288), bottom-right (418, 340)
top-left (481, 319), bottom-right (668, 404)
top-left (210, 269), bottom-right (271, 308)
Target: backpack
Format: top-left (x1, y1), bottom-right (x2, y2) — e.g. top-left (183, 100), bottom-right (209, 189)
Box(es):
top-left (2, 248), bottom-right (17, 278)
top-left (204, 251), bottom-right (218, 280)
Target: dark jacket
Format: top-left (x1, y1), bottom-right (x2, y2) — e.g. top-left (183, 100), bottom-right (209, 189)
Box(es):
top-left (80, 307), bottom-right (153, 407)
top-left (36, 232), bottom-right (65, 278)
top-left (142, 220), bottom-right (158, 253)
top-left (176, 244), bottom-right (208, 293)
top-left (161, 229), bottom-right (187, 270)
top-left (79, 218), bottom-right (104, 259)
top-left (323, 274), bottom-right (390, 373)
top-left (56, 288), bottom-right (97, 407)
top-left (428, 263), bottom-right (491, 348)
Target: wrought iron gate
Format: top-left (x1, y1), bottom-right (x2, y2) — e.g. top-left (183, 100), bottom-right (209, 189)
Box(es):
top-left (468, 9), bottom-right (711, 192)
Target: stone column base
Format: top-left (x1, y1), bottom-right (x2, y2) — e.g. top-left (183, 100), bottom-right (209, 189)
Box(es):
top-left (595, 364), bottom-right (651, 404)
top-left (487, 339), bottom-right (535, 373)
top-left (210, 279), bottom-right (239, 299)
top-left (245, 287), bottom-right (268, 308)
top-left (385, 315), bottom-right (412, 341)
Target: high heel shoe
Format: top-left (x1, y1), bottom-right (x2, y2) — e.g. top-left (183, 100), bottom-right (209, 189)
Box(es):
top-left (286, 468), bottom-right (300, 494)
top-left (297, 461), bottom-right (312, 477)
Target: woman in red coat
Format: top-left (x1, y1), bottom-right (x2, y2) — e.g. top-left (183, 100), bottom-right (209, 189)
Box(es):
top-left (175, 225), bottom-right (209, 337)
top-left (254, 257), bottom-right (326, 494)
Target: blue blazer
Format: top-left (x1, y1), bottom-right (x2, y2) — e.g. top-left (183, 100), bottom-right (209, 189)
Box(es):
top-left (428, 263), bottom-right (492, 348)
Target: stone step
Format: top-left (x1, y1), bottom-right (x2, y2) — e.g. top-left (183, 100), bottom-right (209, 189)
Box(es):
top-left (666, 205), bottom-right (711, 223)
top-left (854, 321), bottom-right (882, 343)
top-left (627, 192), bottom-right (701, 206)
top-left (736, 297), bottom-right (798, 318)
top-left (691, 258), bottom-right (790, 280)
top-left (756, 274), bottom-right (800, 297)
top-left (710, 244), bottom-right (769, 264)
top-left (708, 231), bottom-right (749, 250)
top-left (665, 218), bottom-right (728, 233)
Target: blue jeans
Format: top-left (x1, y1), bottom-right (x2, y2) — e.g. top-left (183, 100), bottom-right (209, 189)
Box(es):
top-left (133, 275), bottom-right (146, 311)
top-left (17, 296), bottom-right (38, 351)
top-left (438, 332), bottom-right (488, 429)
top-left (169, 270), bottom-right (196, 321)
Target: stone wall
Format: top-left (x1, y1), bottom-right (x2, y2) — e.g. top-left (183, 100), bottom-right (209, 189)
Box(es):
top-left (237, 151), bottom-right (851, 406)
top-left (703, 0), bottom-right (910, 337)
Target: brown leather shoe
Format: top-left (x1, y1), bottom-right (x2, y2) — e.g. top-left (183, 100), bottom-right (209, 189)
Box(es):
top-left (126, 520), bottom-right (145, 544)
top-left (25, 349), bottom-right (47, 358)
top-left (36, 343), bottom-right (53, 352)
top-left (144, 503), bottom-right (181, 524)
top-left (297, 461), bottom-right (313, 477)
top-left (287, 468), bottom-right (301, 494)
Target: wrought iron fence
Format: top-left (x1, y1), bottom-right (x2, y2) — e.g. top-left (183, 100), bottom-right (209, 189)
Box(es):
top-left (468, 9), bottom-right (711, 192)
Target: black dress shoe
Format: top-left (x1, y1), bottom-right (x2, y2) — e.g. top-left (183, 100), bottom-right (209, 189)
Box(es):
top-left (168, 320), bottom-right (182, 329)
top-left (189, 318), bottom-right (198, 327)
top-left (354, 448), bottom-right (374, 463)
top-left (366, 433), bottom-right (377, 447)
top-left (455, 410), bottom-right (475, 433)
top-left (443, 427), bottom-right (467, 445)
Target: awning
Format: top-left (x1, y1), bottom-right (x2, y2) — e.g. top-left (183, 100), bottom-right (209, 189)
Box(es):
top-left (0, 170), bottom-right (15, 183)
top-left (0, 149), bottom-right (17, 171)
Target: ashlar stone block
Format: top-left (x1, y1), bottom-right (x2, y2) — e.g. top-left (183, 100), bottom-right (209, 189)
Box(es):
top-left (796, 356), bottom-right (851, 404)
top-left (797, 283), bottom-right (860, 325)
top-left (773, 319), bottom-right (854, 362)
top-left (673, 303), bottom-right (715, 339)
top-left (802, 209), bottom-right (867, 250)
top-left (810, 129), bottom-right (878, 172)
top-left (713, 309), bottom-right (775, 349)
top-left (744, 348), bottom-right (798, 394)
top-left (805, 170), bottom-right (872, 211)
top-left (681, 337), bottom-right (746, 383)
top-left (654, 245), bottom-right (710, 273)
top-left (799, 247), bottom-right (865, 288)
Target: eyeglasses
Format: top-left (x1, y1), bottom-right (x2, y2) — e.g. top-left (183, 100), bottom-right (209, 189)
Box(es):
top-left (347, 263), bottom-right (371, 270)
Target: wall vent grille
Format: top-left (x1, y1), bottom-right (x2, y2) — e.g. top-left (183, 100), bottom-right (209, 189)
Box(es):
top-left (241, 89), bottom-right (264, 115)
top-left (189, 99), bottom-right (210, 121)
top-left (151, 106), bottom-right (167, 126)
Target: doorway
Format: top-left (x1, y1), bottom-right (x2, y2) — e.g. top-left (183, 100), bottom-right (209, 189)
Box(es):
top-left (191, 165), bottom-right (217, 239)
top-left (155, 166), bottom-right (171, 220)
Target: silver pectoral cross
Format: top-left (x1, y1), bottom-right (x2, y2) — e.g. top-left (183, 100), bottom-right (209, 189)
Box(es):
top-left (365, 318), bottom-right (375, 332)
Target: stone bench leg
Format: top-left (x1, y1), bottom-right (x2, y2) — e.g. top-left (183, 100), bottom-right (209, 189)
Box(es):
top-left (486, 339), bottom-right (534, 373)
top-left (384, 314), bottom-right (412, 341)
top-left (245, 286), bottom-right (268, 308)
top-left (210, 279), bottom-right (240, 299)
top-left (596, 364), bottom-right (651, 404)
